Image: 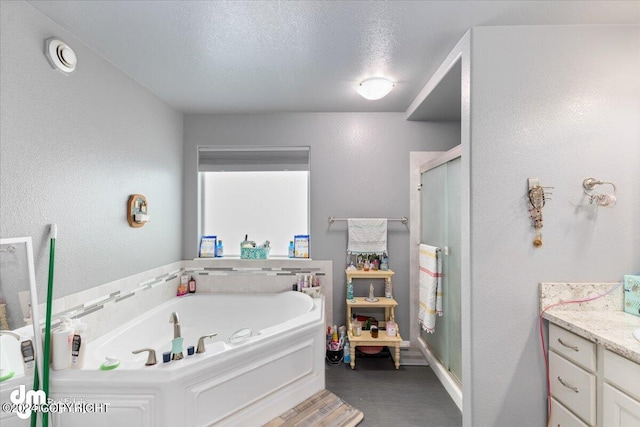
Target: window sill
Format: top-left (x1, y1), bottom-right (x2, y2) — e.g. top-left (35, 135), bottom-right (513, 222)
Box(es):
top-left (193, 256), bottom-right (313, 261)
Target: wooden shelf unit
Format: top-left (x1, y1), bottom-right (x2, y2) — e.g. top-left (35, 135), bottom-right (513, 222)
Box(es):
top-left (346, 269), bottom-right (394, 284)
top-left (345, 269), bottom-right (401, 369)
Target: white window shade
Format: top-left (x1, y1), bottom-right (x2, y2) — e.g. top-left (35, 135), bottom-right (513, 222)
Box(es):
top-left (198, 146), bottom-right (310, 172)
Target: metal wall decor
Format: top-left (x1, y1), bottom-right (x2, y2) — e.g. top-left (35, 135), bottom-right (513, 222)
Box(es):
top-left (583, 177), bottom-right (617, 207)
top-left (527, 178), bottom-right (553, 248)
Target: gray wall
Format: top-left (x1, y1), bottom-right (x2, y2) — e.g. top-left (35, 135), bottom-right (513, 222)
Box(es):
top-left (183, 113), bottom-right (460, 336)
top-left (0, 1), bottom-right (184, 304)
top-left (467, 25), bottom-right (640, 426)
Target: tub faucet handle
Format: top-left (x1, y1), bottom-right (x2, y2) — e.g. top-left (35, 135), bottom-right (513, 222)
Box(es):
top-left (132, 348), bottom-right (157, 366)
top-left (196, 333), bottom-right (218, 353)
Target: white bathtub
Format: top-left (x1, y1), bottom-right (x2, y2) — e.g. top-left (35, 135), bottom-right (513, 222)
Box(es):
top-left (48, 292), bottom-right (325, 427)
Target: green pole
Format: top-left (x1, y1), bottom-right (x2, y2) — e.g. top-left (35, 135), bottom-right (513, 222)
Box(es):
top-left (42, 226), bottom-right (56, 427)
top-left (30, 368), bottom-right (38, 427)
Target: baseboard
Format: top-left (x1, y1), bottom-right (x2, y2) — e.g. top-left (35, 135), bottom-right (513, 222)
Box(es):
top-left (417, 337), bottom-right (463, 411)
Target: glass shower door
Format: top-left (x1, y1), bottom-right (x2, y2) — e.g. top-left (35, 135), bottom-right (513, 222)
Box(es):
top-left (420, 156), bottom-right (462, 384)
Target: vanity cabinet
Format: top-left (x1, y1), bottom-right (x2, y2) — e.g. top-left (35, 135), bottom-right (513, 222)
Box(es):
top-left (602, 350), bottom-right (640, 426)
top-left (549, 324), bottom-right (640, 427)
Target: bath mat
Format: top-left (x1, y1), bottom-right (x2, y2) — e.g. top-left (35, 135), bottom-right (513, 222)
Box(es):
top-left (263, 389), bottom-right (363, 427)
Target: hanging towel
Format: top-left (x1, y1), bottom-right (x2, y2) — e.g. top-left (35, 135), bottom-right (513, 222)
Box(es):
top-left (347, 218), bottom-right (388, 255)
top-left (419, 243), bottom-right (443, 333)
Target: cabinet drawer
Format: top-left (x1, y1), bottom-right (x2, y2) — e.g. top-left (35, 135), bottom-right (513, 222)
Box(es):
top-left (603, 383), bottom-right (640, 427)
top-left (550, 351), bottom-right (596, 426)
top-left (549, 324), bottom-right (596, 372)
top-left (604, 350), bottom-right (640, 401)
top-left (551, 398), bottom-right (589, 427)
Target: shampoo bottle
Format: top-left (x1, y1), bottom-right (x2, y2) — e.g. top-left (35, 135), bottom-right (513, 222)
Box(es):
top-left (177, 275), bottom-right (188, 296)
top-left (52, 318), bottom-right (73, 370)
top-left (70, 319), bottom-right (87, 369)
top-left (188, 276), bottom-right (196, 294)
top-left (20, 337), bottom-right (35, 373)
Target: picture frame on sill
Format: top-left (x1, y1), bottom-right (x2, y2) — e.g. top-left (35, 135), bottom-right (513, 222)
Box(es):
top-left (199, 235), bottom-right (217, 258)
top-left (294, 234), bottom-right (309, 258)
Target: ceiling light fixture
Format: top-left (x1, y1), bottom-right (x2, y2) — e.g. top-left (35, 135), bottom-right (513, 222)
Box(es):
top-left (45, 38), bottom-right (77, 74)
top-left (356, 77), bottom-right (395, 100)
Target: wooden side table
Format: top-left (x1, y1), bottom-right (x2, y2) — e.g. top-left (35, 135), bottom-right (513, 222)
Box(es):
top-left (346, 297), bottom-right (401, 369)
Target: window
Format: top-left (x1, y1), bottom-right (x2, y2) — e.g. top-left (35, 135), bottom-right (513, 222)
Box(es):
top-left (198, 147), bottom-right (309, 256)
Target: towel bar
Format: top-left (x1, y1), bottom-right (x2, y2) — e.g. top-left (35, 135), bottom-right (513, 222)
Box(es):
top-left (328, 216), bottom-right (408, 225)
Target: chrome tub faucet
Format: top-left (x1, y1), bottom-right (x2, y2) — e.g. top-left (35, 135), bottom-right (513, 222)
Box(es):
top-left (169, 312), bottom-right (181, 339)
top-left (169, 312), bottom-right (183, 360)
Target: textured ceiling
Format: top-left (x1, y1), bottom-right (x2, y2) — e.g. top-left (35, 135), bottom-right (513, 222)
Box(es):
top-left (27, 1), bottom-right (640, 113)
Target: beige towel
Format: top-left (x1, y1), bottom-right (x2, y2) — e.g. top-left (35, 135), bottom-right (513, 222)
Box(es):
top-left (419, 244), bottom-right (442, 333)
top-left (347, 218), bottom-right (387, 254)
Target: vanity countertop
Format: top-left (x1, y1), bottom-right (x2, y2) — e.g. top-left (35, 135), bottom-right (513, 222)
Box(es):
top-left (543, 309), bottom-right (640, 364)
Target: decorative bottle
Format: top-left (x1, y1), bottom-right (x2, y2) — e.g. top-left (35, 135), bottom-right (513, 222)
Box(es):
top-left (288, 241), bottom-right (295, 258)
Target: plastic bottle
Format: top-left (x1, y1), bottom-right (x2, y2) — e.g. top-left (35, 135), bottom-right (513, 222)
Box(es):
top-left (52, 318), bottom-right (73, 370)
top-left (70, 320), bottom-right (87, 369)
top-left (288, 241), bottom-right (295, 258)
top-left (347, 282), bottom-right (354, 300)
top-left (344, 341), bottom-right (351, 364)
top-left (20, 337), bottom-right (35, 372)
top-left (216, 240), bottom-right (224, 258)
top-left (188, 276), bottom-right (196, 293)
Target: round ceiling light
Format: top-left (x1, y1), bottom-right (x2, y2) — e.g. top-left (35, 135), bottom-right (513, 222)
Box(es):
top-left (45, 38), bottom-right (77, 74)
top-left (356, 77), bottom-right (395, 100)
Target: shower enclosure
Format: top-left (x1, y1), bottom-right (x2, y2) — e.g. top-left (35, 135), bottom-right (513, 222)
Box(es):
top-left (420, 148), bottom-right (462, 386)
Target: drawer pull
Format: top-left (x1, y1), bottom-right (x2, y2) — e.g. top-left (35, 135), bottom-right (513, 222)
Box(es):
top-left (557, 338), bottom-right (579, 352)
top-left (557, 376), bottom-right (579, 393)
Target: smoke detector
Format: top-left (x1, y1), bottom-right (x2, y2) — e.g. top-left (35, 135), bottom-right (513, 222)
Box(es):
top-left (45, 38), bottom-right (77, 74)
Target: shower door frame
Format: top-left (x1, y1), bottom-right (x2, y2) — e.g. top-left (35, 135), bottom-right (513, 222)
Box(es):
top-left (411, 145), bottom-right (463, 410)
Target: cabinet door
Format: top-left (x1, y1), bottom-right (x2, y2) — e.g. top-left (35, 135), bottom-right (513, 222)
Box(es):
top-left (549, 351), bottom-right (596, 426)
top-left (603, 384), bottom-right (640, 427)
top-left (551, 398), bottom-right (589, 427)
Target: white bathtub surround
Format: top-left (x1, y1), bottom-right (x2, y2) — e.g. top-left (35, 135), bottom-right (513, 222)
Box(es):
top-left (183, 258), bottom-right (333, 326)
top-left (39, 261), bottom-right (183, 342)
top-left (41, 259), bottom-right (332, 343)
top-left (47, 292), bottom-right (325, 427)
top-left (540, 282), bottom-right (640, 363)
top-left (1, 259), bottom-right (330, 426)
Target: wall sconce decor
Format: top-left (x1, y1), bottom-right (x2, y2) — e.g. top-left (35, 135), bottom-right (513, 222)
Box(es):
top-left (527, 178), bottom-right (553, 248)
top-left (583, 177), bottom-right (617, 207)
top-left (127, 194), bottom-right (149, 227)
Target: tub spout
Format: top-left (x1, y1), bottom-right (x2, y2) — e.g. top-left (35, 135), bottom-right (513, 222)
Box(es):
top-left (169, 312), bottom-right (181, 339)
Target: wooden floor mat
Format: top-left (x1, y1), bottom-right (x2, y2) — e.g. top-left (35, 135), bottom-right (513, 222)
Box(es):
top-left (263, 389), bottom-right (363, 427)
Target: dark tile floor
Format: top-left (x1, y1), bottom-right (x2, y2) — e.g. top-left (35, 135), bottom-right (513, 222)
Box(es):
top-left (325, 351), bottom-right (462, 427)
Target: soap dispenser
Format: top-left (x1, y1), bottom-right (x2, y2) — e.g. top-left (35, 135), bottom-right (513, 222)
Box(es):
top-left (52, 318), bottom-right (73, 370)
